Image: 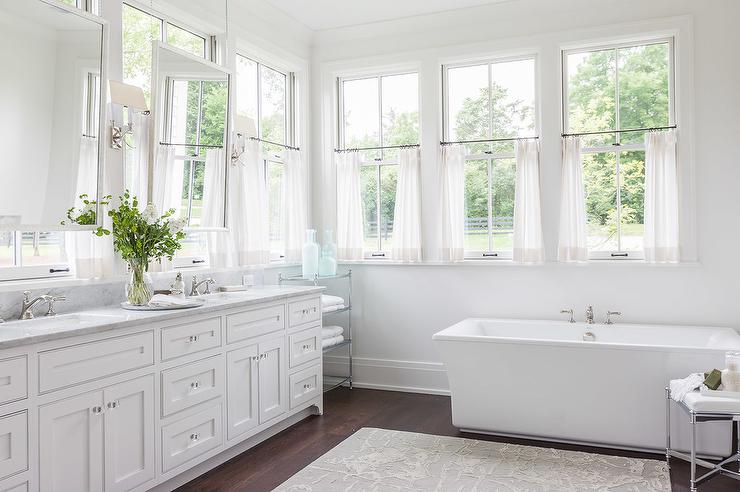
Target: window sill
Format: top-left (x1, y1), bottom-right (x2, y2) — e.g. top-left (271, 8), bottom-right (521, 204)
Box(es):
top-left (337, 259), bottom-right (702, 268)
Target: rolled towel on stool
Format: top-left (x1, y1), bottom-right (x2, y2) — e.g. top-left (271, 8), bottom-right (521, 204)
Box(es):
top-left (669, 373), bottom-right (705, 402)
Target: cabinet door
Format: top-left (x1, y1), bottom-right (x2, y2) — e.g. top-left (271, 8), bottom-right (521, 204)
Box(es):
top-left (104, 375), bottom-right (155, 492)
top-left (258, 337), bottom-right (287, 424)
top-left (226, 345), bottom-right (259, 440)
top-left (39, 391), bottom-right (104, 492)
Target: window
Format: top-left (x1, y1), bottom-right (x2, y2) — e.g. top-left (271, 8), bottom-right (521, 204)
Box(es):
top-left (563, 39), bottom-right (673, 259)
top-left (235, 54), bottom-right (297, 260)
top-left (338, 72), bottom-right (420, 257)
top-left (164, 78), bottom-right (228, 227)
top-left (443, 57), bottom-right (536, 258)
top-left (122, 3), bottom-right (208, 105)
top-left (0, 232), bottom-right (70, 281)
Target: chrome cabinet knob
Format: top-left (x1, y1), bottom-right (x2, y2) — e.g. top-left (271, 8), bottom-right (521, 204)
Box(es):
top-left (190, 380), bottom-right (201, 390)
top-left (189, 335), bottom-right (199, 343)
top-left (91, 406), bottom-right (103, 414)
top-left (107, 401), bottom-right (119, 409)
top-left (190, 433), bottom-right (199, 441)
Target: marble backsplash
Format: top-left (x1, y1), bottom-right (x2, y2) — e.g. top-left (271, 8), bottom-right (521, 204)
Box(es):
top-left (0, 265), bottom-right (300, 322)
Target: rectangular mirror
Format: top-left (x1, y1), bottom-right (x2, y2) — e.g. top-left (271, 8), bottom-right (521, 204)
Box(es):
top-left (150, 42), bottom-right (230, 230)
top-left (0, 0), bottom-right (107, 230)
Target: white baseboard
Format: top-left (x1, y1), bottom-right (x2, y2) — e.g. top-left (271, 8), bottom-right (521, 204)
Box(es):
top-left (324, 355), bottom-right (450, 396)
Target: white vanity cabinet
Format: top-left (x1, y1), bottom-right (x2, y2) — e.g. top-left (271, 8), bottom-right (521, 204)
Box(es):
top-left (39, 375), bottom-right (155, 492)
top-left (0, 288), bottom-right (322, 492)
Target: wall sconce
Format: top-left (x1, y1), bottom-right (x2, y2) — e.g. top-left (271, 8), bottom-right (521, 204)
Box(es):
top-left (109, 80), bottom-right (148, 150)
top-left (231, 115), bottom-right (257, 162)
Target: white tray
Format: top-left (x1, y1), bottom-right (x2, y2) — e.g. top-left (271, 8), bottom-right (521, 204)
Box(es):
top-left (120, 298), bottom-right (206, 311)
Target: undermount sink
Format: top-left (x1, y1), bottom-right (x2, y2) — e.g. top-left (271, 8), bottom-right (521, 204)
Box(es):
top-left (202, 291), bottom-right (261, 301)
top-left (2, 313), bottom-right (126, 332)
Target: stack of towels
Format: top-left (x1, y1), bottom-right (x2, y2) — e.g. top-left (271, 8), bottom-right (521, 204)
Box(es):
top-left (321, 294), bottom-right (346, 313)
top-left (322, 325), bottom-right (345, 349)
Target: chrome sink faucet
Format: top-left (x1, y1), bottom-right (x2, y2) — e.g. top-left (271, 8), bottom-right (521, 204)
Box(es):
top-left (190, 276), bottom-right (215, 296)
top-left (20, 292), bottom-right (67, 320)
top-left (585, 305), bottom-right (595, 324)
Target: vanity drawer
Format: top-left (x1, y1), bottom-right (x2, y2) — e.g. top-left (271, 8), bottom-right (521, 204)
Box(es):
top-left (161, 402), bottom-right (222, 473)
top-left (0, 357), bottom-right (27, 405)
top-left (0, 412), bottom-right (28, 481)
top-left (39, 332), bottom-right (154, 393)
top-left (288, 298), bottom-right (321, 327)
top-left (161, 317), bottom-right (222, 361)
top-left (288, 326), bottom-right (321, 368)
top-left (289, 365), bottom-right (321, 410)
top-left (161, 356), bottom-right (223, 417)
top-left (226, 305), bottom-right (284, 344)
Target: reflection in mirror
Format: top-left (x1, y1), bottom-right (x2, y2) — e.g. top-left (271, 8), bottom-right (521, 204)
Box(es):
top-left (151, 43), bottom-right (230, 230)
top-left (0, 0), bottom-right (105, 229)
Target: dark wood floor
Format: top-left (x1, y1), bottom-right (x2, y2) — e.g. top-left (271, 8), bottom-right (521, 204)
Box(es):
top-left (178, 388), bottom-right (737, 491)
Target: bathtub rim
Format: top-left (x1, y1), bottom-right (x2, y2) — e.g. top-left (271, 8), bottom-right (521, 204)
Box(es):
top-left (432, 317), bottom-right (740, 354)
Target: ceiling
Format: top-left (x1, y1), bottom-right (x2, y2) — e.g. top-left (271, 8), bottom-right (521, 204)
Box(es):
top-left (263, 0), bottom-right (513, 31)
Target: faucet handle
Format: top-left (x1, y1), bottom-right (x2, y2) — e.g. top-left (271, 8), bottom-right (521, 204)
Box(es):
top-left (45, 295), bottom-right (66, 317)
top-left (605, 311), bottom-right (622, 325)
top-left (22, 291), bottom-right (31, 303)
top-left (560, 309), bottom-right (575, 323)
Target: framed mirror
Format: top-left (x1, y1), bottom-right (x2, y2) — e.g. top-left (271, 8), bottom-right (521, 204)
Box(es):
top-left (150, 42), bottom-right (230, 230)
top-left (0, 0), bottom-right (108, 231)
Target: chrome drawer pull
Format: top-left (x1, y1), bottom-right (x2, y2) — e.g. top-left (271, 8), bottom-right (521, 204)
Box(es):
top-left (190, 380), bottom-right (201, 390)
top-left (190, 433), bottom-right (199, 441)
top-left (189, 335), bottom-right (199, 343)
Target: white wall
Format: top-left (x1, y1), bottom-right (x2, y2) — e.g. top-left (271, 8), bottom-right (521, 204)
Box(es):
top-left (311, 0), bottom-right (740, 393)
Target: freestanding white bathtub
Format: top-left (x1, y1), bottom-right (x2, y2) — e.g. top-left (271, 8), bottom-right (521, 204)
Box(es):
top-left (433, 318), bottom-right (740, 456)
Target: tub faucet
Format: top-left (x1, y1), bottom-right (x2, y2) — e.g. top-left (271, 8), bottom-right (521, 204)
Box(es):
top-left (585, 305), bottom-right (595, 324)
top-left (605, 311), bottom-right (621, 325)
top-left (560, 309), bottom-right (575, 323)
top-left (190, 276), bottom-right (215, 296)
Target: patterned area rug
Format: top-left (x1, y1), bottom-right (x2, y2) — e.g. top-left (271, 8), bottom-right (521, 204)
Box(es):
top-left (274, 428), bottom-right (670, 491)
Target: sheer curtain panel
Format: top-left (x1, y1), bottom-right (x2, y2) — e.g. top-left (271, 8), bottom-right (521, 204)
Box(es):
top-left (152, 144), bottom-right (182, 217)
top-left (391, 147), bottom-right (423, 262)
top-left (336, 152), bottom-right (364, 260)
top-left (558, 137), bottom-right (588, 262)
top-left (644, 129), bottom-right (680, 262)
top-left (71, 136), bottom-right (104, 278)
top-left (439, 146), bottom-right (465, 262)
top-left (513, 139), bottom-right (544, 263)
top-left (283, 149), bottom-right (308, 263)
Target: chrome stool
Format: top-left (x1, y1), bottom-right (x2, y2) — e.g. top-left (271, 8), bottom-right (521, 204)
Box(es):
top-left (666, 387), bottom-right (740, 491)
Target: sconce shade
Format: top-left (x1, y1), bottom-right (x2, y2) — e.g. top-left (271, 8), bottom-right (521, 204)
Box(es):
top-left (235, 115), bottom-right (257, 137)
top-left (109, 80), bottom-right (148, 111)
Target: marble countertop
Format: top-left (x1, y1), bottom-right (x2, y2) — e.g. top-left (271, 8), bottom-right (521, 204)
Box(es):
top-left (0, 285), bottom-right (324, 350)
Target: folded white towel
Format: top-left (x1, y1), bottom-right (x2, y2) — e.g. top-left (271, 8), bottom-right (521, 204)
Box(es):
top-left (322, 294), bottom-right (345, 308)
top-left (322, 304), bottom-right (346, 314)
top-left (148, 294), bottom-right (197, 308)
top-left (669, 373), bottom-right (706, 402)
top-left (322, 326), bottom-right (344, 339)
top-left (321, 335), bottom-right (345, 349)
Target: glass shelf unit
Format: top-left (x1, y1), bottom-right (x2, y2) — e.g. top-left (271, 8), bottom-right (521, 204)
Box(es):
top-left (278, 269), bottom-right (353, 392)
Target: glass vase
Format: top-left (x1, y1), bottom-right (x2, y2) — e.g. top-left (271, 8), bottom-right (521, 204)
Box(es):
top-left (126, 259), bottom-right (153, 305)
top-left (301, 229), bottom-right (319, 278)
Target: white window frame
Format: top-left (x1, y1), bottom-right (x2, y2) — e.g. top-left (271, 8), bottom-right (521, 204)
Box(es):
top-left (562, 37), bottom-right (675, 260)
top-left (442, 54), bottom-right (538, 260)
top-left (0, 232), bottom-right (72, 282)
top-left (123, 1), bottom-right (212, 62)
top-left (235, 53), bottom-right (298, 263)
top-left (337, 70), bottom-right (421, 259)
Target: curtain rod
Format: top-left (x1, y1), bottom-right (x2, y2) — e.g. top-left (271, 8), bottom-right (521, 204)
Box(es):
top-left (159, 142), bottom-right (223, 149)
top-left (440, 136), bottom-right (539, 146)
top-left (561, 125), bottom-right (677, 138)
top-left (334, 143), bottom-right (420, 153)
top-left (248, 136), bottom-right (300, 152)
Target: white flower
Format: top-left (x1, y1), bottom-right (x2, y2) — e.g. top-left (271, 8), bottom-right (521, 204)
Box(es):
top-left (82, 202), bottom-right (96, 214)
top-left (142, 204), bottom-right (159, 224)
top-left (168, 217), bottom-right (188, 235)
